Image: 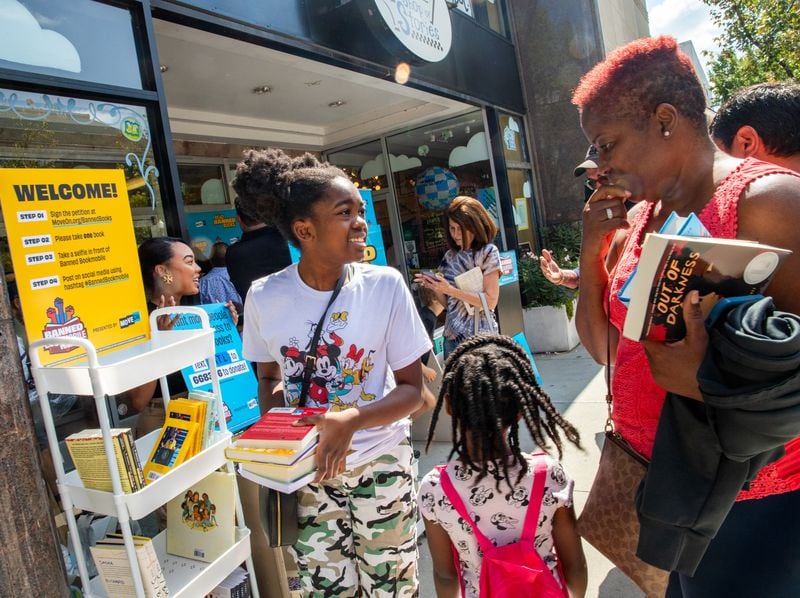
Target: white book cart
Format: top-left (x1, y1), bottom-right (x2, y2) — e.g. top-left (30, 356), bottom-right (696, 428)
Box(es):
top-left (30, 307), bottom-right (260, 598)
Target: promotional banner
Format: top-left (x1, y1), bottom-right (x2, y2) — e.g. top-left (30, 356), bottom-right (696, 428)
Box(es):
top-left (173, 303), bottom-right (260, 434)
top-left (498, 250), bottom-right (519, 286)
top-left (289, 189), bottom-right (387, 266)
top-left (186, 209), bottom-right (242, 259)
top-left (0, 168), bottom-right (149, 365)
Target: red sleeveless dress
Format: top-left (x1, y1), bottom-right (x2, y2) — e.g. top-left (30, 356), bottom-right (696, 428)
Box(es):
top-left (607, 158), bottom-right (800, 501)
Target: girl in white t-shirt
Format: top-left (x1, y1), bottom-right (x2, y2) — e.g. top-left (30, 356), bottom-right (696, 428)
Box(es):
top-left (234, 148), bottom-right (431, 597)
top-left (418, 335), bottom-right (587, 597)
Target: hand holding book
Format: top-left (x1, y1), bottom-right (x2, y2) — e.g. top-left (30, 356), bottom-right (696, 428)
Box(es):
top-left (294, 408), bottom-right (358, 482)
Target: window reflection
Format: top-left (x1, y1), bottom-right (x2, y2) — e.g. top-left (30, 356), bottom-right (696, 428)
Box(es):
top-left (386, 111), bottom-right (498, 280)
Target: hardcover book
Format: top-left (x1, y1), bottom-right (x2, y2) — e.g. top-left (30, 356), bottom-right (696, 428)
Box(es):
top-left (622, 233), bottom-right (791, 342)
top-left (90, 534), bottom-right (168, 598)
top-left (235, 407), bottom-right (326, 451)
top-left (166, 471), bottom-right (236, 563)
top-left (238, 450), bottom-right (316, 484)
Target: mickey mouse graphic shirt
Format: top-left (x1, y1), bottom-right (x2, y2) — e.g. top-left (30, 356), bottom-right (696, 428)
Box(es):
top-left (418, 453), bottom-right (574, 597)
top-left (242, 262), bottom-right (431, 466)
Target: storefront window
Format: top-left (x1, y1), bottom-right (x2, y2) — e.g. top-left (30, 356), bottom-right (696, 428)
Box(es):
top-left (385, 111), bottom-right (498, 279)
top-left (453, 0), bottom-right (508, 37)
top-left (499, 114), bottom-right (529, 164)
top-left (178, 163), bottom-right (229, 206)
top-left (0, 87), bottom-right (166, 273)
top-left (0, 0), bottom-right (143, 89)
top-left (498, 111), bottom-right (536, 251)
top-left (327, 140), bottom-right (400, 268)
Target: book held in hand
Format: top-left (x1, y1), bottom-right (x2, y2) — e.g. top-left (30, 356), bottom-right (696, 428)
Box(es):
top-left (622, 233), bottom-right (791, 342)
top-left (235, 407), bottom-right (326, 452)
top-left (238, 450), bottom-right (317, 484)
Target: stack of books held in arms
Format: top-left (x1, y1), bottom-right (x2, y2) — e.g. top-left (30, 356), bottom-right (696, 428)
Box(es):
top-left (225, 407), bottom-right (326, 493)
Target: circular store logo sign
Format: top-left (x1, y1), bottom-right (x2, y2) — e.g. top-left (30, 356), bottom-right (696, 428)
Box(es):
top-left (373, 0), bottom-right (452, 63)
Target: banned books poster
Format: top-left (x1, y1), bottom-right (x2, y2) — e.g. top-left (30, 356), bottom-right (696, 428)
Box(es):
top-left (172, 303), bottom-right (260, 433)
top-left (0, 169), bottom-right (149, 365)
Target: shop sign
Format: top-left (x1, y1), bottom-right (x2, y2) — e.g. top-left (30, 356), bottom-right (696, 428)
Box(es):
top-left (372, 0), bottom-right (453, 63)
top-left (121, 117), bottom-right (143, 142)
top-left (450, 0), bottom-right (473, 17)
top-left (0, 169), bottom-right (149, 365)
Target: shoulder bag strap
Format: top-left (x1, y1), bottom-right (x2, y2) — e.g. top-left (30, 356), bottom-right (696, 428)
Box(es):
top-left (437, 466), bottom-right (494, 553)
top-left (519, 453), bottom-right (547, 543)
top-left (298, 264), bottom-right (350, 407)
top-left (478, 291), bottom-right (498, 334)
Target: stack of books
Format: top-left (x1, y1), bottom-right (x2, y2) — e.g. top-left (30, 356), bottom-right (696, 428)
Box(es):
top-left (225, 407), bottom-right (326, 493)
top-left (65, 428), bottom-right (144, 493)
top-left (143, 394), bottom-right (219, 484)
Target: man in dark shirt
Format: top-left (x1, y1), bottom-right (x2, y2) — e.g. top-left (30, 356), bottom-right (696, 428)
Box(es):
top-left (225, 197), bottom-right (292, 304)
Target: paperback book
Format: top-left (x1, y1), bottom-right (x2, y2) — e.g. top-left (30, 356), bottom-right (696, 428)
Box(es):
top-left (622, 233), bottom-right (791, 342)
top-left (65, 428), bottom-right (142, 494)
top-left (90, 534), bottom-right (169, 598)
top-left (224, 442), bottom-right (316, 466)
top-left (238, 450), bottom-right (317, 484)
top-left (142, 418), bottom-right (199, 484)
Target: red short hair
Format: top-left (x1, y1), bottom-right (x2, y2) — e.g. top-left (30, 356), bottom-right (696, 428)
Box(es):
top-left (572, 36), bottom-right (707, 130)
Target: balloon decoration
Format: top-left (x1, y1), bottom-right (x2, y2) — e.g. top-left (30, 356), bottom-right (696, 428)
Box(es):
top-left (415, 166), bottom-right (459, 211)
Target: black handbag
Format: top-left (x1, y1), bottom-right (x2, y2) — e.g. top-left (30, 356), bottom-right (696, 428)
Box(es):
top-left (258, 266), bottom-right (350, 547)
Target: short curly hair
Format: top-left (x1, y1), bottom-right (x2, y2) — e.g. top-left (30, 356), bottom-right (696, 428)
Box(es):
top-left (232, 149), bottom-right (347, 247)
top-left (710, 82), bottom-right (800, 157)
top-left (572, 36), bottom-right (707, 131)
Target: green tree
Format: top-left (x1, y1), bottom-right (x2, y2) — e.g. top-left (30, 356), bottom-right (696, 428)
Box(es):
top-left (703, 0), bottom-right (800, 104)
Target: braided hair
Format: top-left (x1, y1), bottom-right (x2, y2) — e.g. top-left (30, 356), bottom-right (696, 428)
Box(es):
top-left (427, 334), bottom-right (581, 490)
top-left (232, 148), bottom-right (347, 247)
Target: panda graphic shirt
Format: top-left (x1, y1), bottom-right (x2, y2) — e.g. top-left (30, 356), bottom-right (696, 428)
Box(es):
top-left (242, 262), bottom-right (431, 465)
top-left (418, 453), bottom-right (574, 598)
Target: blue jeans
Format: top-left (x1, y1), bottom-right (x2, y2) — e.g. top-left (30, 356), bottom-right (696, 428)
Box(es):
top-left (443, 337), bottom-right (459, 361)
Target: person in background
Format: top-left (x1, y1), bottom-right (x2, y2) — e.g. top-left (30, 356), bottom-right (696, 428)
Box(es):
top-left (418, 335), bottom-right (587, 598)
top-left (199, 241), bottom-right (243, 308)
top-left (225, 196), bottom-right (292, 304)
top-left (709, 81), bottom-right (800, 173)
top-left (409, 283), bottom-right (443, 422)
top-left (574, 144), bottom-right (600, 202)
top-left (127, 237), bottom-right (237, 434)
top-left (236, 148), bottom-right (430, 596)
top-left (414, 196), bottom-right (501, 358)
top-left (573, 36), bottom-right (800, 596)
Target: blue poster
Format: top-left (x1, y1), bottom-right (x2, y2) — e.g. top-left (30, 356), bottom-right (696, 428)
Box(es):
top-left (498, 250), bottom-right (519, 286)
top-left (289, 189), bottom-right (386, 266)
top-left (186, 209), bottom-right (243, 259)
top-left (173, 303), bottom-right (260, 433)
top-left (511, 331), bottom-right (543, 385)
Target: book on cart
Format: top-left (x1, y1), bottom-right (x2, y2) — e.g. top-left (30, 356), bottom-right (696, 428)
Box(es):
top-left (90, 533), bottom-right (169, 598)
top-left (622, 233), bottom-right (791, 342)
top-left (142, 417), bottom-right (200, 484)
top-left (166, 470), bottom-right (236, 563)
top-left (208, 566), bottom-right (251, 598)
top-left (65, 428), bottom-right (143, 493)
top-left (235, 407), bottom-right (326, 452)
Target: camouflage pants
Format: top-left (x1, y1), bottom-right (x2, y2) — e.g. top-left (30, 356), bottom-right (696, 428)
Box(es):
top-left (290, 439), bottom-right (419, 597)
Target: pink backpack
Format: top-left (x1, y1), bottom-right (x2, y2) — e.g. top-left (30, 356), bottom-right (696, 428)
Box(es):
top-left (437, 455), bottom-right (568, 598)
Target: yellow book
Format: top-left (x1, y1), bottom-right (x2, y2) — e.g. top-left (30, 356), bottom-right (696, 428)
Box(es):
top-left (143, 418), bottom-right (199, 485)
top-left (166, 398), bottom-right (206, 455)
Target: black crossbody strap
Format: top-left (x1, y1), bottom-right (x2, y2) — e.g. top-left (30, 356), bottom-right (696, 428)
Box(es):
top-left (298, 264), bottom-right (351, 407)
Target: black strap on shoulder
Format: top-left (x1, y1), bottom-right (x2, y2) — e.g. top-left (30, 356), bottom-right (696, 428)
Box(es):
top-left (298, 264), bottom-right (351, 407)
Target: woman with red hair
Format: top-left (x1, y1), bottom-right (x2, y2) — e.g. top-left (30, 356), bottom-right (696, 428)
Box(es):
top-left (573, 36), bottom-right (800, 596)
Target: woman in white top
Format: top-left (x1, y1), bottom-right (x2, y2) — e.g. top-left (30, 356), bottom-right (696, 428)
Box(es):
top-left (235, 148), bottom-right (431, 597)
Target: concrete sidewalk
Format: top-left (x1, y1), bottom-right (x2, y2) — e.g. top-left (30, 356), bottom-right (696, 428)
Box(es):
top-left (413, 344), bottom-right (644, 597)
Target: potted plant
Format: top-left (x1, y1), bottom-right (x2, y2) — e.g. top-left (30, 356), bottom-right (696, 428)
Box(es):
top-left (518, 223), bottom-right (581, 352)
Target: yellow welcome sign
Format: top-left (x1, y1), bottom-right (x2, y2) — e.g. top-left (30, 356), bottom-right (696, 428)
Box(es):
top-left (0, 169), bottom-right (149, 365)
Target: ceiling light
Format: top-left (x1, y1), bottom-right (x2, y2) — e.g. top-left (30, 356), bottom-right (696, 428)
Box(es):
top-left (252, 85), bottom-right (272, 94)
top-left (159, 65), bottom-right (168, 73)
top-left (394, 62), bottom-right (411, 85)
top-left (328, 99), bottom-right (347, 108)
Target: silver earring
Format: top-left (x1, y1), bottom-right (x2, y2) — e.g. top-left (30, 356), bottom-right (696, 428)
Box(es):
top-left (663, 130), bottom-right (671, 138)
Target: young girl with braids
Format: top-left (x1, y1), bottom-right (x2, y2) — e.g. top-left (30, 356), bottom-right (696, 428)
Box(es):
top-left (418, 335), bottom-right (587, 598)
